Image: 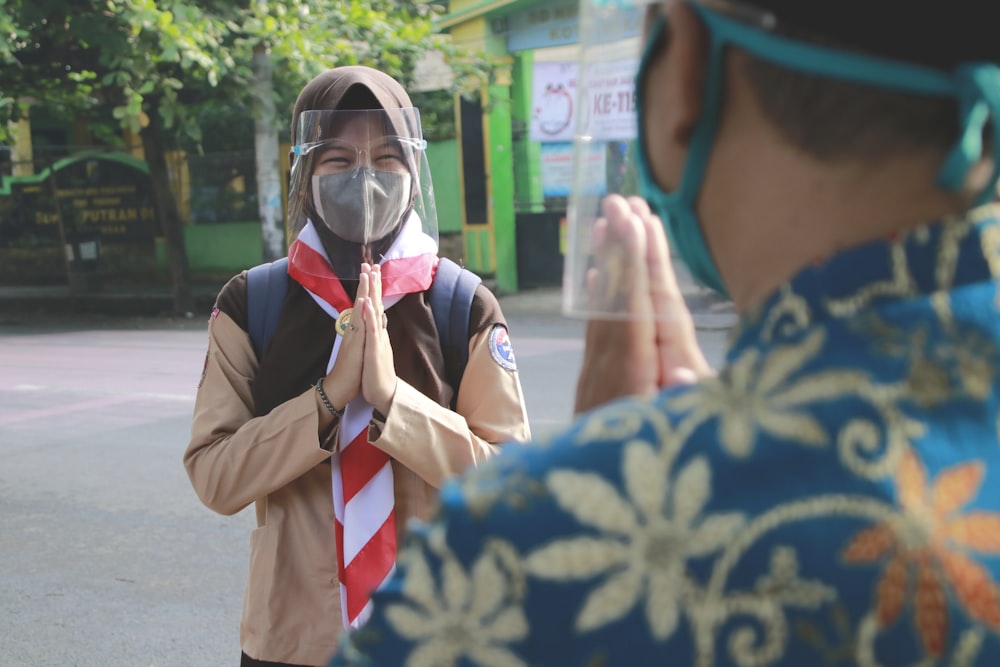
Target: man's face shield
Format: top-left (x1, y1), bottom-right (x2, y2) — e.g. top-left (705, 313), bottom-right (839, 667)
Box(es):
top-left (288, 108), bottom-right (439, 280)
top-left (562, 0), bottom-right (652, 319)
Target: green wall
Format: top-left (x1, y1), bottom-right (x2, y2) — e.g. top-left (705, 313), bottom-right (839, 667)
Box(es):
top-left (156, 221), bottom-right (262, 274)
top-left (425, 138), bottom-right (463, 233)
top-left (511, 50), bottom-right (544, 214)
top-left (488, 84), bottom-right (518, 293)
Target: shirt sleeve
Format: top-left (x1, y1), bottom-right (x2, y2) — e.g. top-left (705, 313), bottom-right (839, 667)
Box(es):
top-left (184, 308), bottom-right (336, 516)
top-left (368, 323), bottom-right (532, 489)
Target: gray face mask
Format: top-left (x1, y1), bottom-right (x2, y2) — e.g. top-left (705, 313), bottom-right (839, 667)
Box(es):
top-left (312, 170), bottom-right (411, 244)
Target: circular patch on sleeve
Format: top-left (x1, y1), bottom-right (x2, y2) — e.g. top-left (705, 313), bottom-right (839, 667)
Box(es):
top-left (488, 325), bottom-right (517, 371)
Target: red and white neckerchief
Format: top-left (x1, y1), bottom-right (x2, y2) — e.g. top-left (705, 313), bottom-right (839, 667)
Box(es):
top-left (287, 215), bottom-right (437, 628)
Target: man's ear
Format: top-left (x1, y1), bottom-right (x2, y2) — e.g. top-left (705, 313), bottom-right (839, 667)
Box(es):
top-left (663, 0), bottom-right (710, 146)
top-left (642, 1), bottom-right (711, 191)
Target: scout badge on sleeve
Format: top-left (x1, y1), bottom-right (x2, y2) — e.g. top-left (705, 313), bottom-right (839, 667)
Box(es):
top-left (489, 325), bottom-right (517, 371)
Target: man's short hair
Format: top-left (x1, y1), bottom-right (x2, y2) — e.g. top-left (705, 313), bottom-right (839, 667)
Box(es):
top-left (736, 0), bottom-right (998, 160)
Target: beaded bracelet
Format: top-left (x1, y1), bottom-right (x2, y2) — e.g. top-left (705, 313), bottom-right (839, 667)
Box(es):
top-left (315, 378), bottom-right (345, 417)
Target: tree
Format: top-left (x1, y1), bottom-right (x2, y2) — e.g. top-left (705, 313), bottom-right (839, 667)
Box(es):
top-left (0, 0), bottom-right (494, 314)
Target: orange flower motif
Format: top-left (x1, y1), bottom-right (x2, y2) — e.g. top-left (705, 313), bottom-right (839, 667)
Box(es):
top-left (842, 450), bottom-right (1000, 656)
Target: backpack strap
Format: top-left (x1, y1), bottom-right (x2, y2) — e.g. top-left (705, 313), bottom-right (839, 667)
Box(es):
top-left (246, 257), bottom-right (289, 359)
top-left (430, 257), bottom-right (482, 403)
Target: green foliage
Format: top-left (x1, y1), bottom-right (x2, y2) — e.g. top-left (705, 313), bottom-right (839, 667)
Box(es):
top-left (0, 0), bottom-right (26, 62)
top-left (0, 0), bottom-right (494, 149)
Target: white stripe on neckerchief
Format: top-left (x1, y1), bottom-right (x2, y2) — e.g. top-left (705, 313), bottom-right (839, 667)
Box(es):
top-left (287, 216), bottom-right (436, 628)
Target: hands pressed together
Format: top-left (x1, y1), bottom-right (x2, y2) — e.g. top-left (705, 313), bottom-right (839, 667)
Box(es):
top-left (318, 263), bottom-right (398, 419)
top-left (574, 194), bottom-right (714, 415)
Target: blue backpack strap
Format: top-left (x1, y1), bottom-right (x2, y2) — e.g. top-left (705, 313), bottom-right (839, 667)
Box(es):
top-left (430, 257), bottom-right (482, 398)
top-left (246, 257), bottom-right (289, 359)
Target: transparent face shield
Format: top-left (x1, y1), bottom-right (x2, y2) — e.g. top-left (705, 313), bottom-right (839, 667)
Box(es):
top-left (562, 0), bottom-right (651, 319)
top-left (289, 108), bottom-right (439, 281)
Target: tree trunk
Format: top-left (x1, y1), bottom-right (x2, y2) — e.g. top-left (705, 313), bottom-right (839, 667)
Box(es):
top-left (252, 44), bottom-right (285, 261)
top-left (141, 97), bottom-right (195, 315)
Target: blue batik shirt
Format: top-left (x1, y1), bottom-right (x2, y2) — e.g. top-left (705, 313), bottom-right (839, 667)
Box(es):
top-left (329, 205), bottom-right (1000, 666)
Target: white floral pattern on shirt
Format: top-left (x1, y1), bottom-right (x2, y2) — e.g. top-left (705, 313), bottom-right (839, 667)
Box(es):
top-left (524, 441), bottom-right (746, 640)
top-left (383, 535), bottom-right (529, 667)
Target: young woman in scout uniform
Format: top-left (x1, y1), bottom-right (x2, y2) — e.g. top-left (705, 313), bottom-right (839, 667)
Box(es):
top-left (184, 66), bottom-right (531, 667)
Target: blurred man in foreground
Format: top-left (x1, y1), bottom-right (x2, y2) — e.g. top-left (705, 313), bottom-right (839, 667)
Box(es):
top-left (328, 0), bottom-right (1000, 664)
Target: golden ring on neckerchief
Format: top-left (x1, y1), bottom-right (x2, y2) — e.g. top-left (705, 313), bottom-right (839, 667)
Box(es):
top-left (335, 309), bottom-right (353, 336)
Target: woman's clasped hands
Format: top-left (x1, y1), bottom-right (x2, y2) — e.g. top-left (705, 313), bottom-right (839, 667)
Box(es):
top-left (320, 263), bottom-right (398, 417)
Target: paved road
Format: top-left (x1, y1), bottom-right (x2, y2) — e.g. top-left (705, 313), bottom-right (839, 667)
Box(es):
top-left (0, 302), bottom-right (731, 667)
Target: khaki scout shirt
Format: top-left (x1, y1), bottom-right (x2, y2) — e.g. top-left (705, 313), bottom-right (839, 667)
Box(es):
top-left (185, 274), bottom-right (530, 665)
